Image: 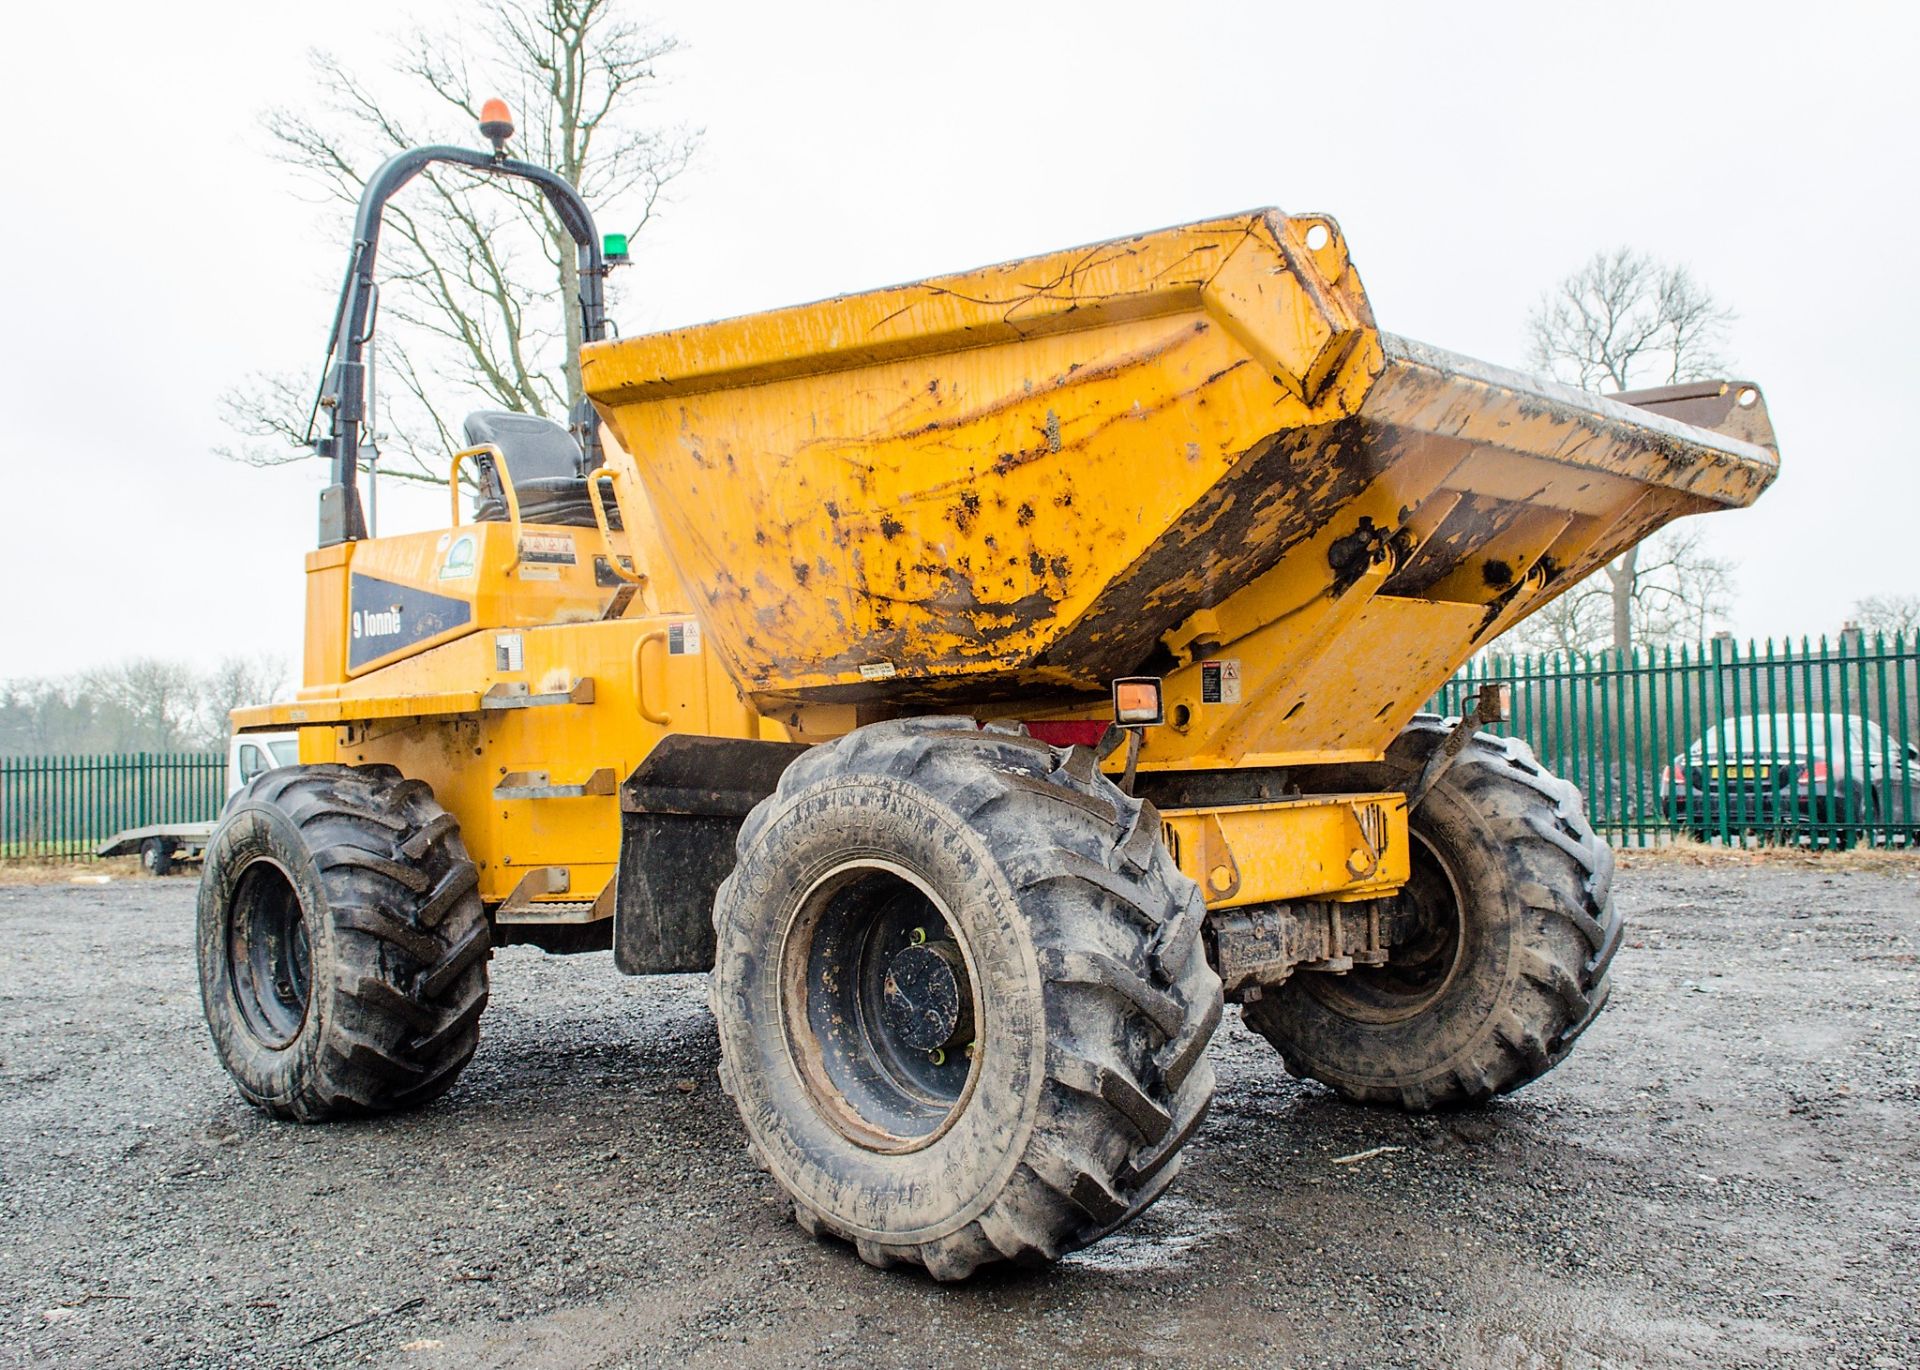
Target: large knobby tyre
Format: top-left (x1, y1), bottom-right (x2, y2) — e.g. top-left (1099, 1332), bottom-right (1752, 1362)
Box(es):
top-left (1243, 719), bottom-right (1619, 1111)
top-left (711, 719), bottom-right (1222, 1280)
top-left (196, 764), bottom-right (490, 1121)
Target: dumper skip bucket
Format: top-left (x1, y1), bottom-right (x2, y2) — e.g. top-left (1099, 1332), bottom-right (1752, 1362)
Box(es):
top-left (582, 211), bottom-right (1776, 758)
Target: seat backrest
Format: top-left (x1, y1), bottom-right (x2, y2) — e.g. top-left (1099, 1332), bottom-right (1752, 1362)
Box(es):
top-left (463, 410), bottom-right (618, 529)
top-left (462, 411), bottom-right (583, 484)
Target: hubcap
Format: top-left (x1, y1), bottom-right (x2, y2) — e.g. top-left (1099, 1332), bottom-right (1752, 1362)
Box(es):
top-left (881, 939), bottom-right (974, 1053)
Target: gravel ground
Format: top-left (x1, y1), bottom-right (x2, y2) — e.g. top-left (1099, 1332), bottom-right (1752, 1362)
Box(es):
top-left (2, 862), bottom-right (1916, 1368)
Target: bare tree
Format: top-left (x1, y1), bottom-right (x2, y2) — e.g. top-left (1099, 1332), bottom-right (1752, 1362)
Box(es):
top-left (1852, 594), bottom-right (1920, 636)
top-left (77, 660), bottom-right (203, 753)
top-left (197, 656), bottom-right (295, 745)
top-left (0, 680), bottom-right (89, 757)
top-left (1523, 248), bottom-right (1737, 654)
top-left (220, 0), bottom-right (696, 485)
top-left (1, 656), bottom-right (296, 756)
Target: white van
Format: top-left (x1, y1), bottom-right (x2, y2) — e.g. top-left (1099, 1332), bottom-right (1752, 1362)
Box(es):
top-left (96, 731), bottom-right (301, 874)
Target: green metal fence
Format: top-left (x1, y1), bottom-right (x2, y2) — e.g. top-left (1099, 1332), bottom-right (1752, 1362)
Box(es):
top-left (1428, 632), bottom-right (1920, 849)
top-left (0, 752), bottom-right (226, 860)
top-left (8, 639), bottom-right (1919, 859)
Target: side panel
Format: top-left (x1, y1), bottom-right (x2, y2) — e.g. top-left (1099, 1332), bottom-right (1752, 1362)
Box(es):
top-left (301, 613), bottom-right (772, 907)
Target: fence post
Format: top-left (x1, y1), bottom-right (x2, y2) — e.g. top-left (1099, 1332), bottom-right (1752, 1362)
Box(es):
top-left (1424, 633), bottom-right (1920, 854)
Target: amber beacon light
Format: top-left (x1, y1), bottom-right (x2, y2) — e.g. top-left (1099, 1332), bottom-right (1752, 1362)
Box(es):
top-left (478, 98), bottom-right (515, 153)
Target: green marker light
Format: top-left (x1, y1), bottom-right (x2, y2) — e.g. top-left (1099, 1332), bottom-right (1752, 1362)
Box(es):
top-left (603, 233), bottom-right (630, 264)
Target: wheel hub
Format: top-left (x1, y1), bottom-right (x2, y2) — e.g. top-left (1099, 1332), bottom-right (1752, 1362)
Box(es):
top-left (227, 859), bottom-right (312, 1049)
top-left (784, 862), bottom-right (982, 1150)
top-left (882, 939), bottom-right (973, 1053)
top-left (1304, 829), bottom-right (1467, 1024)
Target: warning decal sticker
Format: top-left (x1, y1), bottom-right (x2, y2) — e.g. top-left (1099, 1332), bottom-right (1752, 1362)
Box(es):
top-left (518, 533), bottom-right (577, 565)
top-left (1199, 659), bottom-right (1242, 705)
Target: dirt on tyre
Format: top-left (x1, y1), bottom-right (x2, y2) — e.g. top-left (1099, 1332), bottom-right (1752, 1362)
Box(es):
top-left (196, 764), bottom-right (490, 1121)
top-left (710, 719), bottom-right (1222, 1279)
top-left (1244, 718), bottom-right (1619, 1110)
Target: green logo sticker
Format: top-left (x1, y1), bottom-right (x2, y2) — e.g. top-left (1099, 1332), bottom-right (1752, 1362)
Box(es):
top-left (439, 535), bottom-right (477, 580)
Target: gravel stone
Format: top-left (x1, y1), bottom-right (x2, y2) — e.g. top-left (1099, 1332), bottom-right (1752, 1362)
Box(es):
top-left (0, 864), bottom-right (1914, 1367)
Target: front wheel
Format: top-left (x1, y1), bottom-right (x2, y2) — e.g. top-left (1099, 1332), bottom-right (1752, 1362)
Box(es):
top-left (196, 764), bottom-right (490, 1121)
top-left (1245, 721), bottom-right (1619, 1110)
top-left (711, 720), bottom-right (1221, 1279)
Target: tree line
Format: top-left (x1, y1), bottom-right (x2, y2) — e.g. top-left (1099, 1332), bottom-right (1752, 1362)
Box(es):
top-left (0, 658), bottom-right (290, 758)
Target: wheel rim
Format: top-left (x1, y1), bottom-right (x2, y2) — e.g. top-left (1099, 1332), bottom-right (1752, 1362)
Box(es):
top-left (226, 859), bottom-right (312, 1049)
top-left (780, 859), bottom-right (981, 1152)
top-left (1307, 830), bottom-right (1468, 1025)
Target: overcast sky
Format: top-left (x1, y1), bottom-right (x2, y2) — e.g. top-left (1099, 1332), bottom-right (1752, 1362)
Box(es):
top-left (2, 1), bottom-right (1913, 682)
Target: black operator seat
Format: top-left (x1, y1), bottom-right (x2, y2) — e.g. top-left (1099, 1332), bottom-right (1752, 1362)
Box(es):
top-left (463, 410), bottom-right (619, 529)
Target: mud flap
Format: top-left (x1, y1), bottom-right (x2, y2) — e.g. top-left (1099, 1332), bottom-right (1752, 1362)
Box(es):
top-left (614, 736), bottom-right (809, 975)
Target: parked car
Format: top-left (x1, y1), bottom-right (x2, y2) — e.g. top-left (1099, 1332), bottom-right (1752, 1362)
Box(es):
top-left (1661, 713), bottom-right (1920, 845)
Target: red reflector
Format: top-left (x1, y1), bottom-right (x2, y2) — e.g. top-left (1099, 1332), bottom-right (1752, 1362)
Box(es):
top-left (1023, 721), bottom-right (1109, 749)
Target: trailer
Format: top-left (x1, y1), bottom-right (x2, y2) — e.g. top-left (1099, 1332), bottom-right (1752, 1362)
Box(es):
top-left (96, 732), bottom-right (298, 874)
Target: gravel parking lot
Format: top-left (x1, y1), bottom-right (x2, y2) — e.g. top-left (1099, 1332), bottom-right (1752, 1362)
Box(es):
top-left (2, 859), bottom-right (1916, 1368)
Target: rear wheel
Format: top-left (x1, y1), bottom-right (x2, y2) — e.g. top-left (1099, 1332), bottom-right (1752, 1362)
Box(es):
top-left (1244, 720), bottom-right (1619, 1110)
top-left (711, 719), bottom-right (1221, 1279)
top-left (196, 764), bottom-right (490, 1121)
top-left (1823, 792), bottom-right (1876, 850)
top-left (140, 837), bottom-right (175, 878)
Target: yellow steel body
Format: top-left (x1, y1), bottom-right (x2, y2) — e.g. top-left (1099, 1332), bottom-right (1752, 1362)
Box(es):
top-left (238, 510), bottom-right (1411, 913)
top-left (581, 210), bottom-right (1777, 771)
top-left (238, 498), bottom-right (768, 907)
top-left (240, 210), bottom-right (1775, 920)
top-left (1160, 792), bottom-right (1408, 908)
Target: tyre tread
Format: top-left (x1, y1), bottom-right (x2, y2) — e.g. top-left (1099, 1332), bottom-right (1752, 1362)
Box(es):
top-left (1245, 722), bottom-right (1620, 1110)
top-left (711, 718), bottom-right (1221, 1279)
top-left (199, 764), bottom-right (490, 1121)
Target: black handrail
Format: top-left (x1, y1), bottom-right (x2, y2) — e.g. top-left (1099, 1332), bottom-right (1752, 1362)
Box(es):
top-left (314, 143), bottom-right (609, 546)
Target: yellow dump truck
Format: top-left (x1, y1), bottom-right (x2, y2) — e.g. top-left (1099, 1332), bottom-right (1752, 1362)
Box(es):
top-left (200, 110), bottom-right (1777, 1278)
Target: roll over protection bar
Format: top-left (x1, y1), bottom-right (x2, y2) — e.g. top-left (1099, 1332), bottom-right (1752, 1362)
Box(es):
top-left (313, 143), bottom-right (609, 546)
